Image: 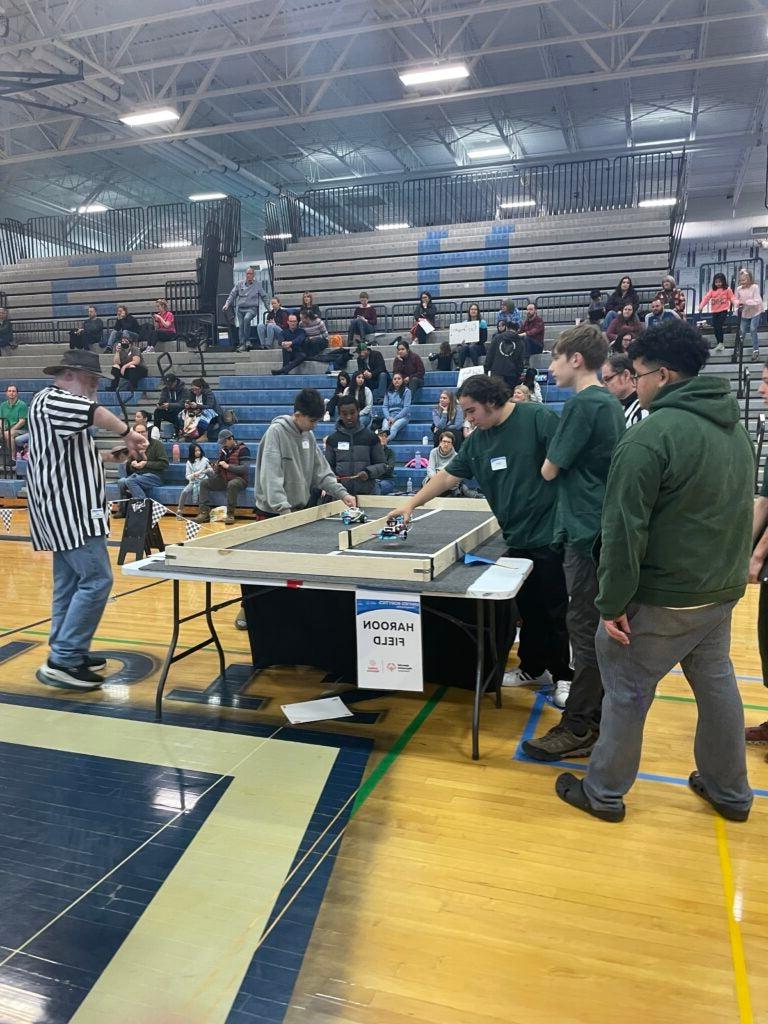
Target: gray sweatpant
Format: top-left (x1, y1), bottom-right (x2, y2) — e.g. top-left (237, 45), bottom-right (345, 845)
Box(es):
top-left (583, 601), bottom-right (752, 815)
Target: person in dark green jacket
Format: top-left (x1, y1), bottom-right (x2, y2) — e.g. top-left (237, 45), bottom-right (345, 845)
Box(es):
top-left (745, 359), bottom-right (768, 748)
top-left (557, 319), bottom-right (754, 823)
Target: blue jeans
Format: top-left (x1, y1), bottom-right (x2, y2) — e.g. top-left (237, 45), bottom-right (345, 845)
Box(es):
top-left (602, 310), bottom-right (619, 331)
top-left (347, 318), bottom-right (374, 345)
top-left (387, 416), bottom-right (408, 441)
top-left (119, 472), bottom-right (163, 500)
top-left (50, 534), bottom-right (113, 668)
top-left (257, 322), bottom-right (284, 349)
top-left (741, 313), bottom-right (761, 351)
top-left (378, 478), bottom-right (395, 495)
top-left (371, 371), bottom-right (389, 402)
top-left (236, 307), bottom-right (259, 346)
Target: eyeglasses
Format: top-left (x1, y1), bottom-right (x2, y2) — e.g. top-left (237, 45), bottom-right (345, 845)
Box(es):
top-left (602, 373), bottom-right (618, 384)
top-left (630, 367), bottom-right (664, 384)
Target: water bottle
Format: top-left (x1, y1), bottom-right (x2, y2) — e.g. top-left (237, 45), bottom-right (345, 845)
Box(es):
top-left (406, 477), bottom-right (413, 495)
top-left (172, 443), bottom-right (180, 463)
top-left (422, 434), bottom-right (429, 446)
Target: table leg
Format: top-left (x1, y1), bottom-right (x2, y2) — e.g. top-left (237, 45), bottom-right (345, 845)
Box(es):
top-left (205, 581), bottom-right (226, 686)
top-left (155, 578), bottom-right (181, 719)
top-left (471, 598), bottom-right (486, 761)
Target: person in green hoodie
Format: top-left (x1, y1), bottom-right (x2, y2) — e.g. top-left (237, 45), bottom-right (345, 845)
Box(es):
top-left (556, 319), bottom-right (754, 823)
top-left (745, 360), bottom-right (768, 748)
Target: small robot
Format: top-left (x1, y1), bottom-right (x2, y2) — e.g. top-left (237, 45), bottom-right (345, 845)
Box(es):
top-left (378, 514), bottom-right (409, 541)
top-left (341, 507), bottom-right (368, 525)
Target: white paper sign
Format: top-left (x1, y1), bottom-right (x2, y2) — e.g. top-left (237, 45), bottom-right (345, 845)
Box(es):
top-left (417, 317), bottom-right (435, 335)
top-left (356, 589), bottom-right (423, 691)
top-left (449, 320), bottom-right (480, 345)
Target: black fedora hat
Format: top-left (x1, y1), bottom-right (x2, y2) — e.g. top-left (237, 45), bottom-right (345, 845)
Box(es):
top-left (43, 349), bottom-right (112, 379)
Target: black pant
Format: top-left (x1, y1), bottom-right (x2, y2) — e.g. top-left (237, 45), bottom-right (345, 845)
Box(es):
top-left (712, 310), bottom-right (728, 347)
top-left (153, 405), bottom-right (184, 432)
top-left (69, 330), bottom-right (91, 350)
top-left (150, 329), bottom-right (176, 347)
top-left (199, 474), bottom-right (246, 514)
top-left (759, 582), bottom-right (768, 687)
top-left (110, 365), bottom-right (147, 390)
top-left (561, 546), bottom-right (602, 734)
top-left (507, 545), bottom-right (572, 682)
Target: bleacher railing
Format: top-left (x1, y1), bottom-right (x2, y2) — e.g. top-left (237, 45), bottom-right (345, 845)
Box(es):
top-left (0, 198), bottom-right (241, 264)
top-left (756, 414), bottom-right (766, 493)
top-left (534, 286), bottom-right (696, 323)
top-left (699, 258), bottom-right (764, 301)
top-left (390, 301), bottom-right (459, 331)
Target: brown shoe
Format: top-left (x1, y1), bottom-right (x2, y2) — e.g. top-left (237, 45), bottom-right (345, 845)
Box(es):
top-left (745, 719), bottom-right (768, 744)
top-left (224, 514), bottom-right (235, 525)
top-left (194, 513), bottom-right (210, 524)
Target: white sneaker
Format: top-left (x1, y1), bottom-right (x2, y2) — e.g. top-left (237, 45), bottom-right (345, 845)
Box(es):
top-left (502, 668), bottom-right (553, 688)
top-left (714, 342), bottom-right (724, 353)
top-left (553, 679), bottom-right (571, 709)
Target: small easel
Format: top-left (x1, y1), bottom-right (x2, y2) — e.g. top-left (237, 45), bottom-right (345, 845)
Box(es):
top-left (117, 498), bottom-right (165, 564)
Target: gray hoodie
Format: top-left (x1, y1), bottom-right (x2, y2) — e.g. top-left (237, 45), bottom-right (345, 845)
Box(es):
top-left (254, 414), bottom-right (348, 514)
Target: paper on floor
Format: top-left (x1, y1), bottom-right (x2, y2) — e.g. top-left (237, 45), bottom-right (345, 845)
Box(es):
top-left (281, 695), bottom-right (354, 724)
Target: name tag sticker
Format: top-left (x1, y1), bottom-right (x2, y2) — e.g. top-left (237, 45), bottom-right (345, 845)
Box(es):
top-left (91, 508), bottom-right (105, 520)
top-left (338, 441), bottom-right (351, 451)
top-left (490, 456), bottom-right (507, 471)
top-left (301, 439), bottom-right (310, 449)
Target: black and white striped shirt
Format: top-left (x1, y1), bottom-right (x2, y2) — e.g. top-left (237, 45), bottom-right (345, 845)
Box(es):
top-left (27, 386), bottom-right (107, 551)
top-left (621, 393), bottom-right (649, 429)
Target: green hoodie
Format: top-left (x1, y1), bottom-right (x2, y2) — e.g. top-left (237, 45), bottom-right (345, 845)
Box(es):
top-left (596, 375), bottom-right (754, 617)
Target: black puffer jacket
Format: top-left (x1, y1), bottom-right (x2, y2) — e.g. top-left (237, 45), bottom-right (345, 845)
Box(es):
top-left (325, 421), bottom-right (386, 496)
top-left (484, 330), bottom-right (525, 383)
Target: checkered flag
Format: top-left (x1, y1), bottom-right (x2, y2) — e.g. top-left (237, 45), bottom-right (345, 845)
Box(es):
top-left (0, 509), bottom-right (12, 532)
top-left (185, 519), bottom-right (201, 541)
top-left (151, 501), bottom-right (166, 528)
top-left (106, 502), bottom-right (113, 519)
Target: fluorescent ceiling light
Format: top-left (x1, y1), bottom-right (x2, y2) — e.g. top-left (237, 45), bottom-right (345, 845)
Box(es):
top-left (188, 192), bottom-right (227, 201)
top-left (160, 239), bottom-right (192, 248)
top-left (263, 233), bottom-right (291, 240)
top-left (638, 197), bottom-right (677, 207)
top-left (634, 138), bottom-right (687, 147)
top-left (499, 200), bottom-right (536, 209)
top-left (70, 203), bottom-right (108, 213)
top-left (467, 145), bottom-right (509, 159)
top-left (375, 223), bottom-right (410, 230)
top-left (120, 108), bottom-right (179, 127)
top-left (399, 64), bottom-right (469, 87)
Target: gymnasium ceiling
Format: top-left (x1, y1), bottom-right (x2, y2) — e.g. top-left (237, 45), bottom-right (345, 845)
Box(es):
top-left (0, 0), bottom-right (766, 246)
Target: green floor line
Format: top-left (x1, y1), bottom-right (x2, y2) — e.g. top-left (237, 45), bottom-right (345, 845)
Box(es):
top-left (656, 693), bottom-right (768, 713)
top-left (350, 685), bottom-right (448, 816)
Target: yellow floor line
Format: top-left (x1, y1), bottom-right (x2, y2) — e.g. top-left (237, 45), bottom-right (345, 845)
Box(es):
top-left (715, 816), bottom-right (753, 1024)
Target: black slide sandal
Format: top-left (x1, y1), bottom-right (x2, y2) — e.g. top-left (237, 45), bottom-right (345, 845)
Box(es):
top-left (688, 772), bottom-right (750, 822)
top-left (555, 772), bottom-right (626, 823)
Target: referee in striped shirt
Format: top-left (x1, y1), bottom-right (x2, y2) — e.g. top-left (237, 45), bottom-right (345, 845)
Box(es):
top-left (28, 350), bottom-right (146, 690)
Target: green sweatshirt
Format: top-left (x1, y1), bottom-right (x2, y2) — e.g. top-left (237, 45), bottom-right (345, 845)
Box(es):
top-left (597, 375), bottom-right (754, 616)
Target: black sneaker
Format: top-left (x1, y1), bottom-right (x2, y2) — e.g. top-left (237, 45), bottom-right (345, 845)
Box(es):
top-left (87, 654), bottom-right (107, 671)
top-left (37, 660), bottom-right (104, 691)
top-left (522, 723), bottom-right (598, 762)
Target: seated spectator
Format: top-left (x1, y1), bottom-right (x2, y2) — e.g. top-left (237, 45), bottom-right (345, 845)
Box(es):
top-left (587, 289), bottom-right (606, 324)
top-left (347, 291), bottom-right (377, 346)
top-left (645, 296), bottom-right (680, 329)
top-left (356, 339), bottom-right (388, 401)
top-left (426, 431), bottom-right (478, 497)
top-left (272, 313), bottom-right (313, 375)
top-left (133, 408), bottom-right (160, 439)
top-left (457, 302), bottom-right (488, 366)
top-left (0, 384), bottom-right (27, 455)
top-left (601, 352), bottom-right (648, 428)
top-left (177, 442), bottom-right (212, 514)
top-left (177, 400), bottom-right (209, 441)
top-left (603, 276), bottom-right (639, 330)
top-left (105, 305), bottom-right (140, 352)
top-left (153, 373), bottom-right (189, 435)
top-left (431, 389), bottom-right (463, 446)
top-left (520, 301), bottom-right (545, 357)
top-left (411, 291), bottom-right (436, 343)
top-left (326, 371), bottom-right (352, 421)
top-left (611, 331), bottom-right (636, 355)
top-left (257, 296), bottom-right (289, 349)
top-left (428, 340), bottom-right (456, 370)
top-left (0, 307), bottom-right (15, 354)
top-left (113, 423), bottom-right (169, 514)
top-left (325, 395), bottom-right (386, 496)
top-left (146, 298), bottom-right (176, 352)
top-left (522, 366), bottom-right (543, 402)
top-left (375, 427), bottom-right (395, 495)
top-left (499, 298), bottom-right (522, 327)
top-left (300, 291), bottom-right (322, 319)
top-left (224, 266), bottom-right (262, 352)
top-left (392, 339), bottom-right (425, 395)
top-left (484, 319), bottom-right (524, 387)
top-left (656, 274), bottom-right (687, 317)
top-left (69, 305), bottom-right (104, 350)
top-left (189, 377), bottom-right (220, 432)
top-left (606, 303), bottom-right (643, 348)
top-left (274, 308), bottom-right (331, 373)
top-left (107, 334), bottom-right (148, 392)
top-left (345, 370), bottom-right (373, 428)
top-left (381, 372), bottom-right (412, 440)
top-left (196, 428), bottom-right (250, 525)
top-left (512, 384), bottom-right (532, 402)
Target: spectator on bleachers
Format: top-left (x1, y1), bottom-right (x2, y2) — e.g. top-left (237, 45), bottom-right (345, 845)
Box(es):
top-left (601, 353), bottom-right (648, 428)
top-left (484, 319), bottom-right (525, 388)
top-left (189, 378), bottom-right (220, 431)
top-left (224, 267), bottom-right (263, 352)
top-left (107, 335), bottom-right (147, 392)
top-left (0, 384), bottom-right (27, 455)
top-left (274, 308), bottom-right (331, 372)
top-left (382, 372), bottom-right (412, 441)
top-left (431, 389), bottom-right (463, 446)
top-left (655, 275), bottom-right (687, 317)
top-left (736, 268), bottom-right (765, 361)
top-left (104, 305), bottom-right (140, 352)
top-left (273, 313), bottom-right (316, 375)
top-left (645, 296), bottom-right (679, 330)
top-left (176, 442), bottom-right (212, 515)
top-left (113, 422), bottom-right (169, 514)
top-left (133, 409), bottom-right (160, 439)
top-left (346, 371), bottom-right (373, 428)
top-left (257, 296), bottom-right (289, 349)
top-left (146, 298), bottom-right (176, 352)
top-left (428, 340), bottom-right (456, 370)
top-left (606, 303), bottom-right (643, 349)
top-left (300, 291), bottom-right (322, 319)
top-left (457, 302), bottom-right (488, 367)
top-left (325, 395), bottom-right (386, 497)
top-left (411, 291), bottom-right (436, 343)
top-left (520, 302), bottom-right (546, 358)
top-left (375, 428), bottom-right (396, 495)
top-left (177, 400), bottom-right (210, 441)
top-left (698, 273), bottom-right (735, 353)
top-left (513, 384), bottom-right (532, 402)
top-left (426, 432), bottom-right (476, 496)
top-left (69, 305), bottom-right (104, 351)
top-left (196, 428), bottom-right (250, 525)
top-left (299, 309), bottom-right (329, 349)
top-left (587, 289), bottom-right (607, 325)
top-left (611, 331), bottom-right (635, 355)
top-left (153, 373), bottom-right (189, 436)
top-left (500, 298), bottom-right (522, 327)
top-left (326, 371), bottom-right (352, 421)
top-left (347, 291), bottom-right (377, 346)
top-left (0, 308), bottom-right (15, 354)
top-left (392, 340), bottom-right (425, 396)
top-left (522, 366), bottom-right (543, 402)
top-left (603, 276), bottom-right (639, 330)
top-left (356, 340), bottom-right (388, 401)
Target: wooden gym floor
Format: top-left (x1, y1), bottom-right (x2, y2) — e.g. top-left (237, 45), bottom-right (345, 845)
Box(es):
top-left (1, 510), bottom-right (767, 1024)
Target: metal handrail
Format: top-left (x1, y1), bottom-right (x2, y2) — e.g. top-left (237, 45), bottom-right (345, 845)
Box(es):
top-left (736, 324), bottom-right (746, 397)
top-left (756, 414), bottom-right (766, 492)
